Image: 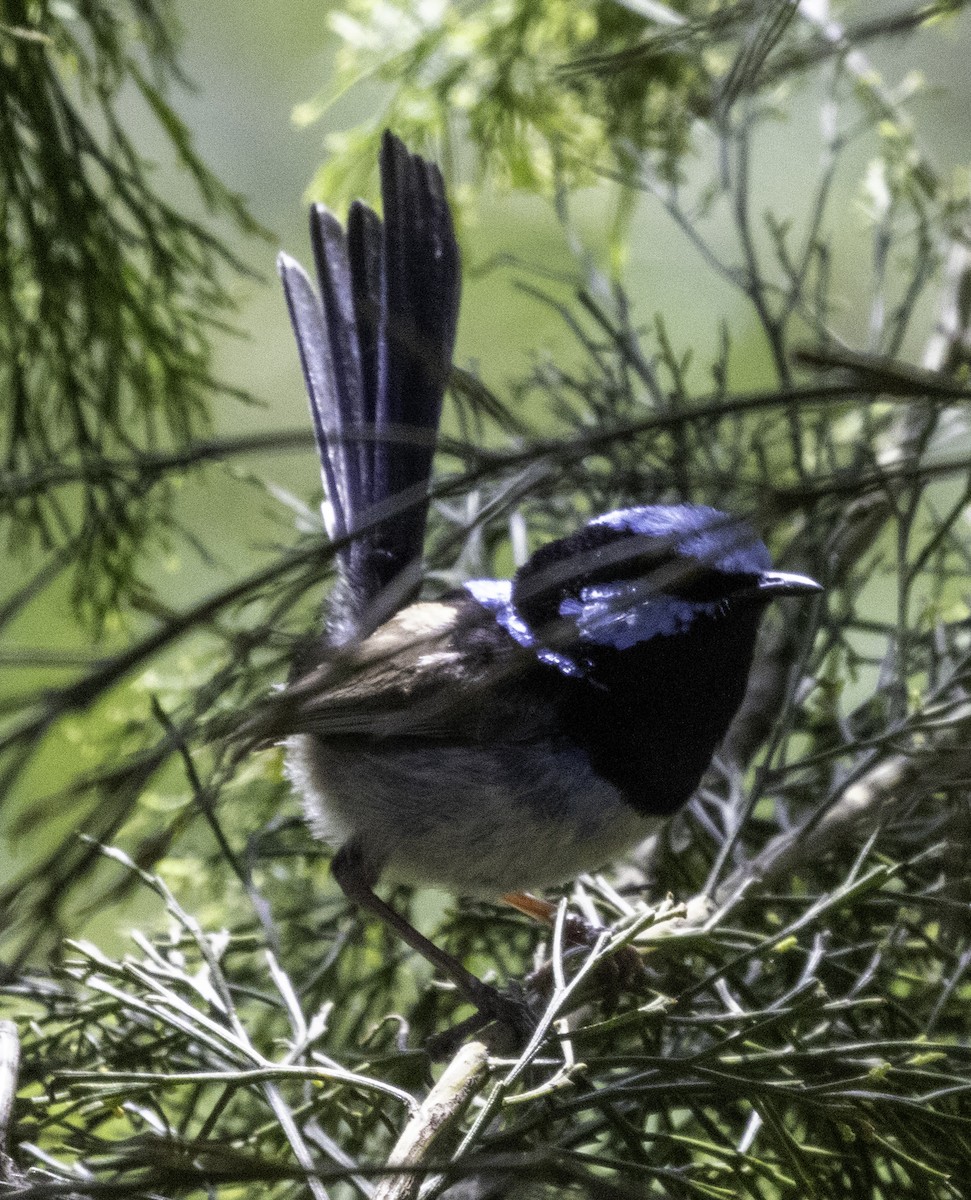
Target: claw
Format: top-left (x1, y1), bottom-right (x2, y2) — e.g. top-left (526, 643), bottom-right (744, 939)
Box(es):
top-left (424, 983), bottom-right (537, 1060)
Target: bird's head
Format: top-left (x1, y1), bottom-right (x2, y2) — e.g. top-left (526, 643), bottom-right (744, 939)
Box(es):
top-left (512, 504), bottom-right (820, 652)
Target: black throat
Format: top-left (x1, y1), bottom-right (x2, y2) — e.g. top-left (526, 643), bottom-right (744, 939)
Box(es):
top-left (550, 609), bottom-right (763, 818)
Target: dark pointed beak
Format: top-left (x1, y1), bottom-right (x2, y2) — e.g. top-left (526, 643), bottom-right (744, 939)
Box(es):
top-left (756, 570), bottom-right (823, 597)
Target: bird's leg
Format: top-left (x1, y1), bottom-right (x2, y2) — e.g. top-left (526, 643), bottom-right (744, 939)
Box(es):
top-left (333, 842), bottom-right (487, 1003)
top-left (332, 843), bottom-right (535, 1052)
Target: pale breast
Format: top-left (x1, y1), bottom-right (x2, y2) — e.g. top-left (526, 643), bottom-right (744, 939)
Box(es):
top-left (285, 733), bottom-right (658, 898)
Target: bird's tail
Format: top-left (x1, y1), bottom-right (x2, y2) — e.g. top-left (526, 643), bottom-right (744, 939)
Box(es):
top-left (278, 131), bottom-right (460, 644)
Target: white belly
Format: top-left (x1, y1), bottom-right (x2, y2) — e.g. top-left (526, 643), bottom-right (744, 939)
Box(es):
top-left (285, 734), bottom-right (658, 898)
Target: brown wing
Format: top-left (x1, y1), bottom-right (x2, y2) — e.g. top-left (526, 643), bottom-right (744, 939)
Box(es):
top-left (255, 597), bottom-right (544, 743)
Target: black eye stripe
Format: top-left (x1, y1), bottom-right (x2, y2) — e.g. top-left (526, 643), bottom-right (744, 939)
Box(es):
top-left (512, 525), bottom-right (766, 626)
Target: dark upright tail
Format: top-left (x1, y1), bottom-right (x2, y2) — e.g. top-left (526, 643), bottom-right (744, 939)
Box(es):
top-left (278, 132), bottom-right (461, 644)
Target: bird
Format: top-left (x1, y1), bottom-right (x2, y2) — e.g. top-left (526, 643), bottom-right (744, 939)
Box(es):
top-left (270, 130), bottom-right (821, 1044)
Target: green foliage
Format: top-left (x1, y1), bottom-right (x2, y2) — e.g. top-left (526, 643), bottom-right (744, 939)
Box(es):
top-left (306, 0), bottom-right (697, 192)
top-left (302, 0), bottom-right (960, 247)
top-left (8, 844), bottom-right (971, 1197)
top-left (0, 0), bottom-right (266, 625)
top-left (5, 0), bottom-right (971, 1197)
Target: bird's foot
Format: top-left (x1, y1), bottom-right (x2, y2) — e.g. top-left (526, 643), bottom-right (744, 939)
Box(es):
top-left (424, 982), bottom-right (537, 1061)
top-left (527, 917), bottom-right (648, 1013)
top-left (500, 892), bottom-right (647, 1013)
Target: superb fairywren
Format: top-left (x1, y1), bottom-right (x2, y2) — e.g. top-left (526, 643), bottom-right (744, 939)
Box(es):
top-left (273, 132), bottom-right (820, 1041)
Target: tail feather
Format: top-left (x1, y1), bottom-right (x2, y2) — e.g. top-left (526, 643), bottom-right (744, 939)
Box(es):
top-left (278, 131), bottom-right (460, 642)
top-left (346, 199), bottom-right (384, 511)
top-left (308, 203), bottom-right (367, 524)
top-left (277, 251), bottom-right (349, 543)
